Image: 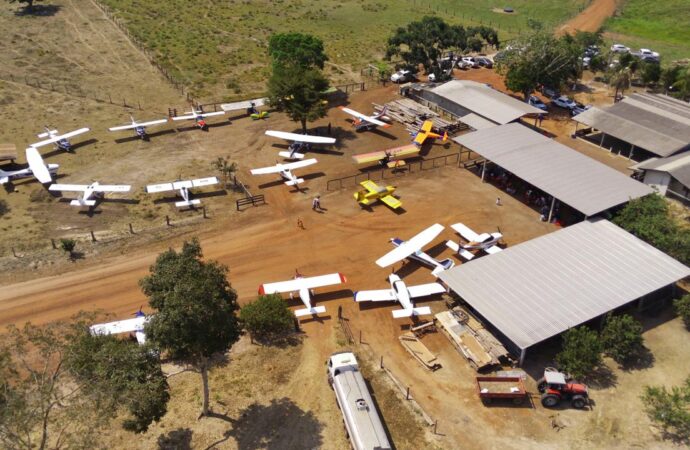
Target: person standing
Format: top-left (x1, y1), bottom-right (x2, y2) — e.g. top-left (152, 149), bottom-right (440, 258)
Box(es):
top-left (312, 195), bottom-right (322, 211)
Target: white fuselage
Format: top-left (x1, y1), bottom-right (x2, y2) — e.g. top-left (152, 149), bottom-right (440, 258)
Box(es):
top-left (0, 164), bottom-right (59, 184)
top-left (464, 233), bottom-right (502, 250)
top-left (391, 275), bottom-right (412, 311)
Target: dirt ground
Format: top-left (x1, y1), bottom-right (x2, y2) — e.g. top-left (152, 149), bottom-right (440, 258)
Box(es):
top-left (557, 0), bottom-right (620, 35)
top-left (2, 2), bottom-right (689, 449)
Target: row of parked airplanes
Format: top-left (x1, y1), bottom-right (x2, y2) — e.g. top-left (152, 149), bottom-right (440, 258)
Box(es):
top-left (90, 222), bottom-right (503, 343)
top-left (2, 104), bottom-right (447, 207)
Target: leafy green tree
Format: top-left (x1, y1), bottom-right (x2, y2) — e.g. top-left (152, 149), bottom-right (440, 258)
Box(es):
top-left (672, 67), bottom-right (690, 101)
top-left (267, 65), bottom-right (329, 133)
top-left (60, 238), bottom-right (76, 259)
top-left (573, 30), bottom-right (603, 50)
top-left (556, 326), bottom-right (603, 379)
top-left (661, 65), bottom-right (682, 94)
top-left (212, 156), bottom-right (237, 188)
top-left (495, 32), bottom-right (580, 100)
top-left (640, 377), bottom-right (690, 439)
top-left (139, 238), bottom-right (241, 417)
top-left (613, 195), bottom-right (690, 266)
top-left (240, 294), bottom-right (295, 342)
top-left (674, 295), bottom-right (690, 329)
top-left (66, 327), bottom-right (170, 433)
top-left (640, 61), bottom-right (661, 85)
top-left (600, 313), bottom-right (644, 364)
top-left (268, 33), bottom-right (328, 71)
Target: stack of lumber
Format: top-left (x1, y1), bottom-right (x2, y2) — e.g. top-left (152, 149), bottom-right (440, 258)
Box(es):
top-left (0, 144), bottom-right (17, 162)
top-left (398, 332), bottom-right (441, 371)
top-left (373, 99), bottom-right (461, 134)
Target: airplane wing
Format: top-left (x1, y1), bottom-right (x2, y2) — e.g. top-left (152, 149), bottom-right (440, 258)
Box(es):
top-left (31, 127), bottom-right (90, 148)
top-left (49, 184), bottom-right (88, 192)
top-left (354, 289), bottom-right (396, 302)
top-left (352, 145), bottom-right (419, 164)
top-left (360, 179), bottom-right (381, 194)
top-left (191, 177), bottom-right (219, 188)
top-left (200, 111), bottom-right (226, 118)
top-left (282, 158), bottom-right (317, 170)
top-left (90, 316), bottom-right (147, 336)
top-left (110, 119), bottom-right (168, 131)
top-left (265, 130), bottom-right (336, 145)
top-left (413, 132), bottom-right (427, 146)
top-left (338, 107), bottom-right (388, 127)
top-left (380, 195), bottom-right (402, 209)
top-left (93, 185), bottom-right (131, 192)
top-left (251, 165), bottom-right (283, 175)
top-left (25, 147), bottom-right (52, 183)
top-left (109, 123), bottom-right (139, 131)
top-left (138, 118), bottom-right (169, 127)
top-left (376, 223), bottom-right (445, 268)
top-left (451, 223), bottom-right (480, 242)
top-left (407, 282), bottom-right (446, 299)
top-left (146, 182), bottom-right (175, 193)
top-left (421, 121), bottom-right (433, 133)
top-left (259, 273), bottom-right (345, 295)
top-left (352, 150), bottom-right (387, 164)
top-left (171, 114), bottom-right (197, 121)
top-left (485, 245), bottom-right (503, 255)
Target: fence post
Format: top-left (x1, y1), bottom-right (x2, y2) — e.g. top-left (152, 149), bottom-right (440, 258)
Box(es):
top-left (434, 420), bottom-right (438, 434)
top-left (202, 206), bottom-right (207, 218)
top-left (90, 230), bottom-right (97, 242)
top-left (380, 355), bottom-right (384, 369)
top-left (406, 386), bottom-right (410, 400)
top-left (11, 247), bottom-right (18, 258)
top-left (166, 215), bottom-right (171, 226)
top-left (129, 223), bottom-right (134, 234)
top-left (51, 238), bottom-right (57, 249)
top-left (359, 330), bottom-right (362, 344)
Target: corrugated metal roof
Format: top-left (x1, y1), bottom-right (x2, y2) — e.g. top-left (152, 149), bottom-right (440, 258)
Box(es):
top-left (439, 219), bottom-right (690, 350)
top-left (636, 152), bottom-right (690, 188)
top-left (573, 93), bottom-right (690, 157)
top-left (460, 113), bottom-right (498, 130)
top-left (431, 80), bottom-right (543, 125)
top-left (453, 123), bottom-right (653, 216)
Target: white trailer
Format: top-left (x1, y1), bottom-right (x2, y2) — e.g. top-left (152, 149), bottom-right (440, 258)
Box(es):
top-left (327, 352), bottom-right (392, 450)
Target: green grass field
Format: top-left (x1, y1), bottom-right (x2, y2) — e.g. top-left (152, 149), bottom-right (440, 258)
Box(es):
top-left (605, 0), bottom-right (690, 63)
top-left (100, 0), bottom-right (589, 99)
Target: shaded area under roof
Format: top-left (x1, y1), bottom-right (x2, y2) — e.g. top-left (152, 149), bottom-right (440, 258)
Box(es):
top-left (439, 219), bottom-right (690, 351)
top-left (453, 123), bottom-right (653, 216)
top-left (430, 80), bottom-right (543, 125)
top-left (573, 93), bottom-right (690, 157)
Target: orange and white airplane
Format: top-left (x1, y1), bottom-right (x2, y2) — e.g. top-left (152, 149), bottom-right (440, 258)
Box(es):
top-left (352, 144), bottom-right (419, 167)
top-left (412, 120), bottom-right (448, 146)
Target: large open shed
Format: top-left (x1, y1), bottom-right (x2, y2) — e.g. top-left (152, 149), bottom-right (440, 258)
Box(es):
top-left (453, 123), bottom-right (653, 219)
top-left (573, 93), bottom-right (690, 160)
top-left (439, 219), bottom-right (690, 365)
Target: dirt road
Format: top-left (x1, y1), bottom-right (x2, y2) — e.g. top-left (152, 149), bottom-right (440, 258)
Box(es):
top-left (557, 0), bottom-right (619, 35)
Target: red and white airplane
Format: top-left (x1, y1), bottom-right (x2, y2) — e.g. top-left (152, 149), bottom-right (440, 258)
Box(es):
top-left (90, 309), bottom-right (148, 345)
top-left (146, 176), bottom-right (219, 208)
top-left (172, 108), bottom-right (225, 130)
top-left (259, 271), bottom-right (347, 317)
top-left (354, 274), bottom-right (445, 318)
top-left (445, 223), bottom-right (503, 260)
top-left (31, 126), bottom-right (90, 152)
top-left (250, 158), bottom-right (317, 187)
top-left (49, 181), bottom-right (131, 207)
top-left (338, 106), bottom-right (390, 131)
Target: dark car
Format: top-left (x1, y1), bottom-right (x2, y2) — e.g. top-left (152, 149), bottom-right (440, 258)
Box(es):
top-left (570, 102), bottom-right (591, 116)
top-left (528, 95), bottom-right (548, 112)
top-left (541, 86), bottom-right (560, 99)
top-left (475, 56), bottom-right (493, 68)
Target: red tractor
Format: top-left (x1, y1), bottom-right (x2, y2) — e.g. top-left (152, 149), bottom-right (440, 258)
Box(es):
top-left (536, 368), bottom-right (589, 409)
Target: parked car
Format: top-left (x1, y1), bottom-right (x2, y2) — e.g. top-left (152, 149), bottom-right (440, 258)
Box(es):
top-left (581, 56), bottom-right (591, 68)
top-left (570, 102), bottom-right (591, 116)
top-left (541, 86), bottom-right (560, 99)
top-left (552, 95), bottom-right (577, 109)
top-left (639, 48), bottom-right (660, 59)
top-left (475, 56), bottom-right (493, 68)
top-left (528, 95), bottom-right (548, 111)
top-left (610, 43), bottom-right (630, 53)
top-left (584, 45), bottom-right (600, 57)
top-left (390, 69), bottom-right (413, 83)
top-left (461, 56), bottom-right (479, 68)
top-left (457, 59), bottom-right (472, 70)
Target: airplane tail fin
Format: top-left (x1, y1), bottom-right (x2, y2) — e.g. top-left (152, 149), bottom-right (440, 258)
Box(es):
top-left (413, 306), bottom-right (432, 316)
top-left (442, 131), bottom-right (448, 142)
top-left (431, 259), bottom-right (455, 277)
top-left (71, 199), bottom-right (97, 207)
top-left (445, 240), bottom-right (460, 252)
top-left (278, 151), bottom-right (305, 159)
top-left (392, 309), bottom-right (414, 319)
top-left (285, 178), bottom-right (304, 186)
top-left (175, 199), bottom-right (201, 208)
top-left (459, 249), bottom-right (475, 261)
top-left (0, 170), bottom-right (8, 185)
top-left (294, 306), bottom-right (326, 317)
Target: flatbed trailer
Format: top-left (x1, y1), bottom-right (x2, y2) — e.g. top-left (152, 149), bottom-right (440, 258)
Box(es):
top-left (476, 376), bottom-right (528, 405)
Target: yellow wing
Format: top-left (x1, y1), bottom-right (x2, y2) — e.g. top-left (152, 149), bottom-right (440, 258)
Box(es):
top-left (359, 179), bottom-right (381, 194)
top-left (421, 120), bottom-right (433, 133)
top-left (380, 195), bottom-right (402, 209)
top-left (414, 133), bottom-right (427, 145)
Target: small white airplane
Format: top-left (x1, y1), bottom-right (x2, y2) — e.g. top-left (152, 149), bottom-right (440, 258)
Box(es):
top-left (250, 158), bottom-right (317, 187)
top-left (49, 181), bottom-right (131, 207)
top-left (171, 108), bottom-right (225, 130)
top-left (146, 176), bottom-right (219, 208)
top-left (338, 106), bottom-right (390, 131)
top-left (354, 274), bottom-right (445, 318)
top-left (445, 223), bottom-right (503, 260)
top-left (376, 223), bottom-right (455, 276)
top-left (265, 130), bottom-right (336, 159)
top-left (0, 147), bottom-right (58, 185)
top-left (108, 115), bottom-right (169, 140)
top-left (259, 271), bottom-right (347, 317)
top-left (90, 309), bottom-right (148, 345)
top-left (31, 126), bottom-right (90, 152)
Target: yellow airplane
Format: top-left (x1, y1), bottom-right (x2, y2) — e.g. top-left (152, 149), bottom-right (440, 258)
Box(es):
top-left (413, 120), bottom-right (448, 146)
top-left (354, 180), bottom-right (402, 210)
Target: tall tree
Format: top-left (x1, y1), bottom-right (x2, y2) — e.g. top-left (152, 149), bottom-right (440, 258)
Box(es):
top-left (386, 16), bottom-right (496, 76)
top-left (495, 32), bottom-right (580, 100)
top-left (267, 65), bottom-right (329, 133)
top-left (139, 238), bottom-right (241, 417)
top-left (673, 67), bottom-right (690, 101)
top-left (268, 33), bottom-right (328, 70)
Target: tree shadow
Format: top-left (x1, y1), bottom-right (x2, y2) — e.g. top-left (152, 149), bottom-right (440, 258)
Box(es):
top-left (14, 4), bottom-right (61, 16)
top-left (250, 333), bottom-right (303, 349)
top-left (584, 364), bottom-right (618, 389)
top-left (222, 398), bottom-right (323, 450)
top-left (157, 427), bottom-right (193, 450)
top-left (619, 345), bottom-right (655, 371)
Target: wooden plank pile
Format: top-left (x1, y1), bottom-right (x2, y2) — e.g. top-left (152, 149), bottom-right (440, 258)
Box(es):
top-left (373, 99), bottom-right (463, 134)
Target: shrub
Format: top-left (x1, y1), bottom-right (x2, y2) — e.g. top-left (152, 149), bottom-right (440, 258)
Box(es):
top-left (60, 238), bottom-right (76, 258)
top-left (601, 313), bottom-right (644, 364)
top-left (555, 326), bottom-right (602, 379)
top-left (240, 294), bottom-right (294, 342)
top-left (640, 377), bottom-right (690, 439)
top-left (674, 295), bottom-right (690, 329)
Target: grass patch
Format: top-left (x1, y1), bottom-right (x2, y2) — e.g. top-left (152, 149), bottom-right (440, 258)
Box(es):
top-left (605, 0), bottom-right (690, 62)
top-left (99, 0), bottom-right (589, 98)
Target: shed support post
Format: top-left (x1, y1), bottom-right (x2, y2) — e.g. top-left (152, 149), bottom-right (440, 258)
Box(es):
top-left (481, 161), bottom-right (486, 182)
top-left (599, 131), bottom-right (606, 148)
top-left (629, 144), bottom-right (635, 161)
top-left (519, 348), bottom-right (526, 367)
top-left (547, 197), bottom-right (556, 223)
